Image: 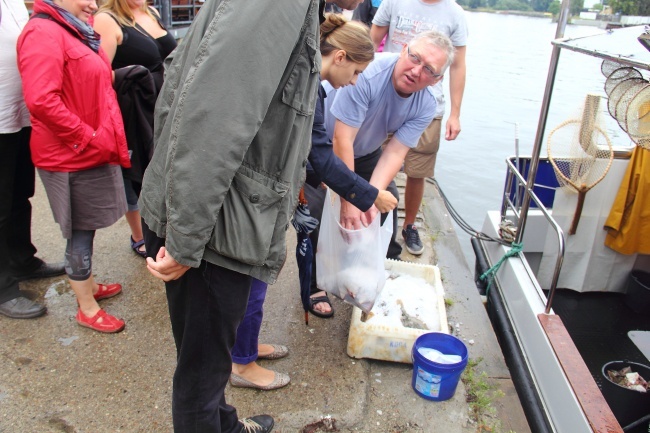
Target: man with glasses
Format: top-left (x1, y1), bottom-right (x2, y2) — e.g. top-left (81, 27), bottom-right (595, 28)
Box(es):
top-left (371, 0), bottom-right (467, 256)
top-left (320, 30), bottom-right (455, 259)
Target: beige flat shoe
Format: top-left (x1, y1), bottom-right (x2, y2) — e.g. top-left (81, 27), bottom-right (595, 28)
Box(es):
top-left (229, 372), bottom-right (290, 390)
top-left (257, 344), bottom-right (289, 360)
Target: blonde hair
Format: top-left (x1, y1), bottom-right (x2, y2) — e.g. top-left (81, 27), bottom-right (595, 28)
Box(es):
top-left (320, 14), bottom-right (374, 65)
top-left (97, 0), bottom-right (156, 27)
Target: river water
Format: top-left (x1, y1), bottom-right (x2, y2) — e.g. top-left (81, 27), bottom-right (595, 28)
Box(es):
top-left (433, 11), bottom-right (635, 264)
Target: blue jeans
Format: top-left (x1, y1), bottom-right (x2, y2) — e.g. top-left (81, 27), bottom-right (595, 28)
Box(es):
top-left (232, 278), bottom-right (268, 365)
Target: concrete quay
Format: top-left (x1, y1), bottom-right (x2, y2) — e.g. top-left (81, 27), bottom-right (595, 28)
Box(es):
top-left (0, 175), bottom-right (531, 433)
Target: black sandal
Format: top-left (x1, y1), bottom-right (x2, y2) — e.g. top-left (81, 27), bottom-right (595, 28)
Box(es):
top-left (130, 236), bottom-right (147, 258)
top-left (308, 294), bottom-right (335, 319)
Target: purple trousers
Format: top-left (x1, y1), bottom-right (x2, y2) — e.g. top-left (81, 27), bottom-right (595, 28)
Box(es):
top-left (232, 278), bottom-right (268, 365)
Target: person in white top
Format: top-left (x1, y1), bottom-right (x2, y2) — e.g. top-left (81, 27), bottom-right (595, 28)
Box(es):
top-left (370, 0), bottom-right (467, 256)
top-left (0, 0), bottom-right (65, 319)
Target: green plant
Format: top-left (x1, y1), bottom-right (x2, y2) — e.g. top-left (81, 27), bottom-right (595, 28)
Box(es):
top-left (461, 357), bottom-right (508, 432)
top-left (444, 298), bottom-right (454, 307)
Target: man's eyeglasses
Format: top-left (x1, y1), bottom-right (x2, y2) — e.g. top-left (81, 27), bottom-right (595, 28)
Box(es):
top-left (406, 46), bottom-right (442, 79)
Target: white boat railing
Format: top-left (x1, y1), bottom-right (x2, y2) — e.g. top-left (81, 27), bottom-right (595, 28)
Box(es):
top-left (500, 158), bottom-right (566, 314)
top-left (502, 0), bottom-right (570, 314)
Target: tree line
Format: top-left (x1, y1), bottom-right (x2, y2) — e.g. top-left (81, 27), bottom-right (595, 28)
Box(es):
top-left (459, 0), bottom-right (649, 16)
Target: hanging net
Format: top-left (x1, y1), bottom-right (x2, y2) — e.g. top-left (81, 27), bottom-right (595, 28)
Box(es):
top-left (625, 85), bottom-right (650, 149)
top-left (547, 94), bottom-right (614, 235)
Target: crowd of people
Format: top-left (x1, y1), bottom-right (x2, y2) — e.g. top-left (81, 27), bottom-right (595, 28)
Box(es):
top-left (0, 0), bottom-right (466, 431)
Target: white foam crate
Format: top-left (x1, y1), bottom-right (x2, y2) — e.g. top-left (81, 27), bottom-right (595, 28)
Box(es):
top-left (347, 259), bottom-right (448, 364)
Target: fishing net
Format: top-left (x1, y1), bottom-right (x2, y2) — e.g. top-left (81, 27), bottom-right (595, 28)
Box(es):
top-left (600, 59), bottom-right (650, 149)
top-left (615, 83), bottom-right (650, 131)
top-left (547, 94), bottom-right (614, 235)
top-left (607, 78), bottom-right (647, 119)
top-left (604, 67), bottom-right (644, 95)
top-left (601, 59), bottom-right (626, 77)
top-left (625, 85), bottom-right (650, 149)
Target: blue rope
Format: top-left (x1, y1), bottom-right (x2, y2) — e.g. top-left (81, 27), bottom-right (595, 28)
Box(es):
top-left (479, 242), bottom-right (523, 297)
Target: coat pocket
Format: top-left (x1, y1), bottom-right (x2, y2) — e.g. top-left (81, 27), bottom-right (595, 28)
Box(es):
top-left (210, 167), bottom-right (289, 266)
top-left (65, 45), bottom-right (96, 85)
top-left (281, 35), bottom-right (321, 116)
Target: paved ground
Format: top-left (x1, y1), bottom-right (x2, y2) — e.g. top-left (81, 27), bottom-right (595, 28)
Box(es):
top-left (0, 175), bottom-right (531, 433)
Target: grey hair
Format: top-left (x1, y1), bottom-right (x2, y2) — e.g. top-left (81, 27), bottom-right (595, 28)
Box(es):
top-left (410, 30), bottom-right (456, 73)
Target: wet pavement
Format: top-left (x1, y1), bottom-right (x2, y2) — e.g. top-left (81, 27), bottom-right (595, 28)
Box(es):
top-left (0, 175), bottom-right (531, 433)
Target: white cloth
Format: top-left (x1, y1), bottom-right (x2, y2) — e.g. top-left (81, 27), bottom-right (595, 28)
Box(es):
top-left (372, 0), bottom-right (468, 118)
top-left (537, 158), bottom-right (637, 293)
top-left (0, 0), bottom-right (30, 133)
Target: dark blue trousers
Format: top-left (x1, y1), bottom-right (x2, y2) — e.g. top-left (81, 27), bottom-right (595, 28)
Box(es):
top-left (231, 278), bottom-right (268, 365)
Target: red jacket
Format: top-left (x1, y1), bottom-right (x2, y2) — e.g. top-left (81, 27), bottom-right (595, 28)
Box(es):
top-left (17, 0), bottom-right (130, 172)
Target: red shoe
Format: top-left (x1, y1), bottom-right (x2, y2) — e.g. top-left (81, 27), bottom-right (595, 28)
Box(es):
top-left (93, 283), bottom-right (122, 301)
top-left (76, 309), bottom-right (125, 333)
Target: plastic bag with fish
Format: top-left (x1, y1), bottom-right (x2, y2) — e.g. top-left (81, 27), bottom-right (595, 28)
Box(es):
top-left (316, 189), bottom-right (393, 312)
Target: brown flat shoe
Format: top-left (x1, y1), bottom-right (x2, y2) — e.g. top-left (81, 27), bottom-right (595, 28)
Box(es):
top-left (257, 344), bottom-right (289, 360)
top-left (230, 372), bottom-right (290, 390)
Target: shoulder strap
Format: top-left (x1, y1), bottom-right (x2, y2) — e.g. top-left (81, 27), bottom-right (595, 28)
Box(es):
top-left (107, 12), bottom-right (119, 24)
top-left (147, 6), bottom-right (167, 30)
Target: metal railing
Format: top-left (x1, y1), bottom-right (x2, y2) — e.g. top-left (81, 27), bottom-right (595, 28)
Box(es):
top-left (500, 158), bottom-right (566, 314)
top-left (153, 0), bottom-right (202, 29)
top-left (508, 0), bottom-right (571, 314)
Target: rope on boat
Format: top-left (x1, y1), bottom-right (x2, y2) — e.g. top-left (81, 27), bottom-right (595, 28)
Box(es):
top-left (479, 242), bottom-right (523, 296)
top-left (427, 177), bottom-right (525, 296)
top-left (426, 178), bottom-right (512, 247)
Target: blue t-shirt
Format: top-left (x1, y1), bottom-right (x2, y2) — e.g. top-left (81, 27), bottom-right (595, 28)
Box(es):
top-left (324, 53), bottom-right (436, 158)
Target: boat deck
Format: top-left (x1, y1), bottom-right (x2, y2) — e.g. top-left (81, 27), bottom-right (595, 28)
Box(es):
top-left (548, 288), bottom-right (650, 432)
top-left (549, 289), bottom-right (649, 377)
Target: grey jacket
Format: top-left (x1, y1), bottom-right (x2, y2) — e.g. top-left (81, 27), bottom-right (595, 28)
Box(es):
top-left (139, 0), bottom-right (321, 284)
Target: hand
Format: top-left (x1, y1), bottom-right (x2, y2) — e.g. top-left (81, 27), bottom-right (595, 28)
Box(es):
top-left (373, 189), bottom-right (397, 213)
top-left (339, 199), bottom-right (364, 230)
top-left (362, 205), bottom-right (379, 226)
top-left (146, 246), bottom-right (191, 282)
top-left (445, 115), bottom-right (461, 141)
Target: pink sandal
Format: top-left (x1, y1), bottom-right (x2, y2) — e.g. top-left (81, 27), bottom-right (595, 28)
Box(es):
top-left (76, 309), bottom-right (125, 333)
top-left (93, 283), bottom-right (122, 301)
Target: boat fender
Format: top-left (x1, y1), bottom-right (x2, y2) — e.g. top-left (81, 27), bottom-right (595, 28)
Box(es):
top-left (471, 237), bottom-right (489, 296)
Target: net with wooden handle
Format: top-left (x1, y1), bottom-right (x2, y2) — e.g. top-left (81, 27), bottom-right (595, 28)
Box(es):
top-left (547, 94), bottom-right (614, 235)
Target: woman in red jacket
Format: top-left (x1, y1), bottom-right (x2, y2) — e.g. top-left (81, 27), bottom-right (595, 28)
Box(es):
top-left (17, 0), bottom-right (131, 333)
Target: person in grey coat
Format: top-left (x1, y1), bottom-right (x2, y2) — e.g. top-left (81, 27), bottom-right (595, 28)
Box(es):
top-left (139, 0), bottom-right (364, 431)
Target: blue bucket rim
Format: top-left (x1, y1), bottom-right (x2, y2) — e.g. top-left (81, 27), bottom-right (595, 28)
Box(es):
top-left (412, 332), bottom-right (469, 367)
